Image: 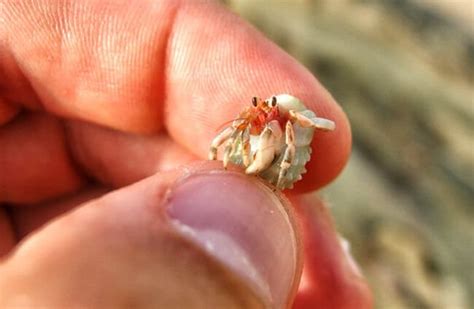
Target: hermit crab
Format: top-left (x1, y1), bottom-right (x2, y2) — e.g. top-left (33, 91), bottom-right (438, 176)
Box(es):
top-left (209, 94), bottom-right (335, 189)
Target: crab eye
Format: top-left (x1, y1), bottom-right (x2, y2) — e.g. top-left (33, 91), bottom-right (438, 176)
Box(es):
top-left (252, 97), bottom-right (258, 107)
top-left (271, 96), bottom-right (277, 107)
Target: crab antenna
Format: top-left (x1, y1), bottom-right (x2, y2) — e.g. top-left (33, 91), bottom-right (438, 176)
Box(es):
top-left (215, 117), bottom-right (247, 132)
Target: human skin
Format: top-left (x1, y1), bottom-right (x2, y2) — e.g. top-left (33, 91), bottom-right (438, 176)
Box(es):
top-left (0, 0), bottom-right (372, 308)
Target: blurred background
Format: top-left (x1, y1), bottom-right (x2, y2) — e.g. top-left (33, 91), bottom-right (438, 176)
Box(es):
top-left (223, 0), bottom-right (473, 308)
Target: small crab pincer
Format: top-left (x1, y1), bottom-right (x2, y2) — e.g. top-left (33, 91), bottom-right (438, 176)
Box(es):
top-left (209, 94), bottom-right (335, 189)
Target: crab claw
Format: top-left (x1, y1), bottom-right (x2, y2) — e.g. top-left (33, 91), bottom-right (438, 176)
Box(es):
top-left (245, 126), bottom-right (277, 175)
top-left (208, 127), bottom-right (233, 161)
top-left (289, 110), bottom-right (335, 131)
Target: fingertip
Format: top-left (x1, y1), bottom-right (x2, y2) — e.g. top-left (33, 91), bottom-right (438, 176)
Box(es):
top-left (166, 167), bottom-right (302, 307)
top-left (164, 1), bottom-right (351, 189)
top-left (0, 162), bottom-right (302, 307)
top-left (2, 0), bottom-right (179, 132)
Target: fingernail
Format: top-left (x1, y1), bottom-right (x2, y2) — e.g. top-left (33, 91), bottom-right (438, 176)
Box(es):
top-left (166, 172), bottom-right (299, 308)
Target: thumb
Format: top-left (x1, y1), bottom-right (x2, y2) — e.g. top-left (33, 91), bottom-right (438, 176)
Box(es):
top-left (0, 162), bottom-right (301, 308)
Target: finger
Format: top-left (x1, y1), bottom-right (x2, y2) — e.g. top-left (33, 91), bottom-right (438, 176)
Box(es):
top-left (65, 119), bottom-right (197, 187)
top-left (1, 0), bottom-right (177, 132)
top-left (10, 186), bottom-right (109, 240)
top-left (1, 0), bottom-right (350, 191)
top-left (0, 114), bottom-right (196, 204)
top-left (0, 162), bottom-right (301, 308)
top-left (290, 194), bottom-right (373, 308)
top-left (0, 113), bottom-right (84, 204)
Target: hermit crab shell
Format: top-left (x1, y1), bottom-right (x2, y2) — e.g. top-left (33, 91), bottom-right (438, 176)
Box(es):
top-left (230, 94), bottom-right (318, 189)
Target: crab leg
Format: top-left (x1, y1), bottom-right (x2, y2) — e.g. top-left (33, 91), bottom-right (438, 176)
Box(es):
top-left (241, 127), bottom-right (251, 167)
top-left (289, 110), bottom-right (335, 131)
top-left (277, 121), bottom-right (296, 188)
top-left (223, 129), bottom-right (242, 168)
top-left (209, 127), bottom-right (233, 160)
top-left (245, 121), bottom-right (282, 175)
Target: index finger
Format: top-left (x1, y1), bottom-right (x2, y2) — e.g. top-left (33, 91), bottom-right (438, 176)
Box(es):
top-left (1, 0), bottom-right (350, 191)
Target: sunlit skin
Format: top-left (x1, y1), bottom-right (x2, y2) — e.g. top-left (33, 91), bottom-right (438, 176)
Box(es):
top-left (0, 0), bottom-right (371, 308)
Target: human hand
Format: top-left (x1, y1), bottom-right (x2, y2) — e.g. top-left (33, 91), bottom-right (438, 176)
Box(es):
top-left (0, 1), bottom-right (371, 307)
